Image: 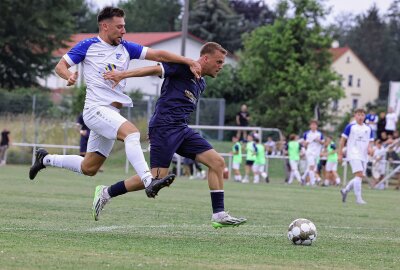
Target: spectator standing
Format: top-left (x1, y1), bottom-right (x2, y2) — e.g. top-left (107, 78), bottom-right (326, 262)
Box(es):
top-left (385, 107), bottom-right (398, 136)
top-left (236, 104), bottom-right (250, 141)
top-left (242, 134), bottom-right (257, 183)
top-left (365, 110), bottom-right (378, 138)
top-left (287, 134), bottom-right (302, 185)
top-left (231, 136), bottom-right (242, 182)
top-left (377, 111), bottom-right (386, 140)
top-left (0, 128), bottom-right (11, 165)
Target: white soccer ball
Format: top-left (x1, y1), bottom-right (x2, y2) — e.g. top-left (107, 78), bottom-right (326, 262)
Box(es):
top-left (287, 218), bottom-right (317, 246)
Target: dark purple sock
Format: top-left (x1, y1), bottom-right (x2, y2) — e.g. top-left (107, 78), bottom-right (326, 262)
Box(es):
top-left (107, 181), bottom-right (127, 198)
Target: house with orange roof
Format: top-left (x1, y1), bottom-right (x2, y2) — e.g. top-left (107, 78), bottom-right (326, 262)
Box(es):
top-left (39, 32), bottom-right (237, 96)
top-left (329, 46), bottom-right (380, 116)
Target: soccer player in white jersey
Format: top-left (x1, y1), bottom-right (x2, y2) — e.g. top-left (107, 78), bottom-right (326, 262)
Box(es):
top-left (29, 7), bottom-right (202, 203)
top-left (339, 108), bottom-right (374, 204)
top-left (302, 120), bottom-right (324, 186)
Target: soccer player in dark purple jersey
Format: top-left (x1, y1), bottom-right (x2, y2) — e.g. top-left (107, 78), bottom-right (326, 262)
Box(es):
top-left (95, 42), bottom-right (247, 228)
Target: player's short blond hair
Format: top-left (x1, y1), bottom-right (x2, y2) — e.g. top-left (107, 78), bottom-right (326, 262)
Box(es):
top-left (200, 42), bottom-right (227, 56)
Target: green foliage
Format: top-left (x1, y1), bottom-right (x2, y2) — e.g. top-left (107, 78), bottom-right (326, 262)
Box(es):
top-left (189, 0), bottom-right (247, 52)
top-left (0, 88), bottom-right (54, 115)
top-left (239, 0), bottom-right (343, 134)
top-left (71, 86), bottom-right (86, 115)
top-left (120, 0), bottom-right (182, 32)
top-left (331, 1), bottom-right (400, 102)
top-left (0, 0), bottom-right (85, 89)
top-left (204, 64), bottom-right (253, 125)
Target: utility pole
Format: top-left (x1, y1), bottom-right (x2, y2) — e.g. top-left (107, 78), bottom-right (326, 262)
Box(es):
top-left (181, 0), bottom-right (189, 56)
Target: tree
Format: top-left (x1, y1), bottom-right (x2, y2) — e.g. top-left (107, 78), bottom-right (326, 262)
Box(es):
top-left (239, 0), bottom-right (343, 134)
top-left (0, 0), bottom-right (86, 89)
top-left (203, 64), bottom-right (253, 125)
top-left (229, 0), bottom-right (275, 29)
top-left (120, 0), bottom-right (182, 32)
top-left (188, 0), bottom-right (247, 52)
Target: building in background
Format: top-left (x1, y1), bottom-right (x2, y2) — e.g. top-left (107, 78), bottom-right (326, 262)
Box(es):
top-left (330, 47), bottom-right (380, 116)
top-left (40, 32), bottom-right (237, 96)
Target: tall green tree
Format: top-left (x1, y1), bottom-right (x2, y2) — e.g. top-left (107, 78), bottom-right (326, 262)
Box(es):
top-left (120, 0), bottom-right (182, 32)
top-left (0, 0), bottom-right (85, 89)
top-left (188, 0), bottom-right (247, 52)
top-left (229, 0), bottom-right (275, 28)
top-left (239, 0), bottom-right (343, 134)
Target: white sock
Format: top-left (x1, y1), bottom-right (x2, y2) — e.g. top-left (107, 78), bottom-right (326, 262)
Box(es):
top-left (43, 154), bottom-right (83, 174)
top-left (345, 178), bottom-right (356, 192)
top-left (302, 170), bottom-right (308, 180)
top-left (335, 177), bottom-right (341, 185)
top-left (324, 179), bottom-right (330, 186)
top-left (294, 170), bottom-right (301, 182)
top-left (125, 133), bottom-right (152, 187)
top-left (309, 170), bottom-right (315, 185)
top-left (288, 171), bottom-right (294, 184)
top-left (254, 174), bottom-right (260, 183)
top-left (353, 176), bottom-right (363, 201)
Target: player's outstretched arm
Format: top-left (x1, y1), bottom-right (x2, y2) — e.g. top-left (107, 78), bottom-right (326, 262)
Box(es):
top-left (145, 48), bottom-right (201, 79)
top-left (103, 66), bottom-right (162, 88)
top-left (55, 58), bottom-right (78, 86)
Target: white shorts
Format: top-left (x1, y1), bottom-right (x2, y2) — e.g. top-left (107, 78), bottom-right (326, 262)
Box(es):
top-left (232, 162), bottom-right (241, 170)
top-left (306, 154), bottom-right (318, 167)
top-left (252, 164), bottom-right (265, 173)
top-left (325, 161), bottom-right (338, 172)
top-left (289, 160), bottom-right (299, 171)
top-left (83, 105), bottom-right (127, 157)
top-left (349, 160), bottom-right (367, 175)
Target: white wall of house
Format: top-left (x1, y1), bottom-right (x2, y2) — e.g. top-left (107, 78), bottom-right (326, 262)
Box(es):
top-left (331, 50), bottom-right (380, 116)
top-left (39, 36), bottom-right (237, 97)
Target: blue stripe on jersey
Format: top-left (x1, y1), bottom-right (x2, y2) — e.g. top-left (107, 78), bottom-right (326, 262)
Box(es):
top-left (67, 37), bottom-right (100, 64)
top-left (342, 123), bottom-right (355, 137)
top-left (369, 126), bottom-right (374, 140)
top-left (121, 40), bottom-right (144, 60)
top-left (303, 131), bottom-right (308, 140)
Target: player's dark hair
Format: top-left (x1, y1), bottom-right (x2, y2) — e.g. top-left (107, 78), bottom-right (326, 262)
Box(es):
top-left (200, 42), bottom-right (227, 56)
top-left (289, 134), bottom-right (296, 141)
top-left (98, 7), bottom-right (125, 23)
top-left (354, 108), bottom-right (366, 114)
top-left (254, 138), bottom-right (260, 143)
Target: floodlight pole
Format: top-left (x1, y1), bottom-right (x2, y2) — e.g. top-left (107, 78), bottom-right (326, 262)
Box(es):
top-left (181, 0), bottom-right (189, 56)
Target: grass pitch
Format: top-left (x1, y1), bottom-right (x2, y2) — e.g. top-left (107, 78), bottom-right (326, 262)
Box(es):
top-left (0, 165), bottom-right (399, 270)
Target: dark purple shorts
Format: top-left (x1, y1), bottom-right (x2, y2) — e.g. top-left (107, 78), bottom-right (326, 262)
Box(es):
top-left (148, 126), bottom-right (213, 168)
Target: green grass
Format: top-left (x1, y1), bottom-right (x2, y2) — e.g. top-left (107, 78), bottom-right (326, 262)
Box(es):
top-left (0, 165), bottom-right (399, 270)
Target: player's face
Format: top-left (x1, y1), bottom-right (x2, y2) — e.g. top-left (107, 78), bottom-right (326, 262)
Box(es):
top-left (204, 51), bottom-right (225, 78)
top-left (310, 122), bottom-right (317, 130)
top-left (354, 112), bottom-right (365, 123)
top-left (105, 17), bottom-right (126, 46)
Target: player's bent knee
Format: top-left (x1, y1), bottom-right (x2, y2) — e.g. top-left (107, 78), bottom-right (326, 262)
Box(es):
top-left (81, 165), bottom-right (98, 176)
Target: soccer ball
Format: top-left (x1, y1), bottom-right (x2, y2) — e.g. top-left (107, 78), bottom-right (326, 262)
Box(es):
top-left (287, 218), bottom-right (317, 246)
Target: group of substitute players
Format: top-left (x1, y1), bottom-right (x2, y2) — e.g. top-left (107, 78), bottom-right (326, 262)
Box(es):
top-left (231, 109), bottom-right (376, 205)
top-left (28, 7), bottom-right (380, 230)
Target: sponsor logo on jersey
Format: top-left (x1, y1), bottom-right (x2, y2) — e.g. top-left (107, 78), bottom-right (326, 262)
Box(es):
top-left (185, 90), bottom-right (197, 104)
top-left (116, 53), bottom-right (122, 60)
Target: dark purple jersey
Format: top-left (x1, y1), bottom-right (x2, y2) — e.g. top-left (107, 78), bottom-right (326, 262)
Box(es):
top-left (149, 63), bottom-right (206, 127)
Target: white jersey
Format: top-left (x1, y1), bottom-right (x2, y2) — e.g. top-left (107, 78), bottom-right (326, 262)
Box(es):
top-left (385, 112), bottom-right (398, 131)
top-left (303, 130), bottom-right (324, 156)
top-left (342, 123), bottom-right (373, 162)
top-left (63, 36), bottom-right (148, 108)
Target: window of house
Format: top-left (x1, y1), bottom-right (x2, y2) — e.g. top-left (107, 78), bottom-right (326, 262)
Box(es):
top-left (348, 75), bottom-right (353, 87)
top-left (357, 78), bottom-right (361, 87)
top-left (346, 56), bottom-right (350, 63)
top-left (352, 98), bottom-right (358, 110)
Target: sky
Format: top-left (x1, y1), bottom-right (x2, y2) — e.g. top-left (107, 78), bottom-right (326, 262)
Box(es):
top-left (90, 0), bottom-right (394, 22)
